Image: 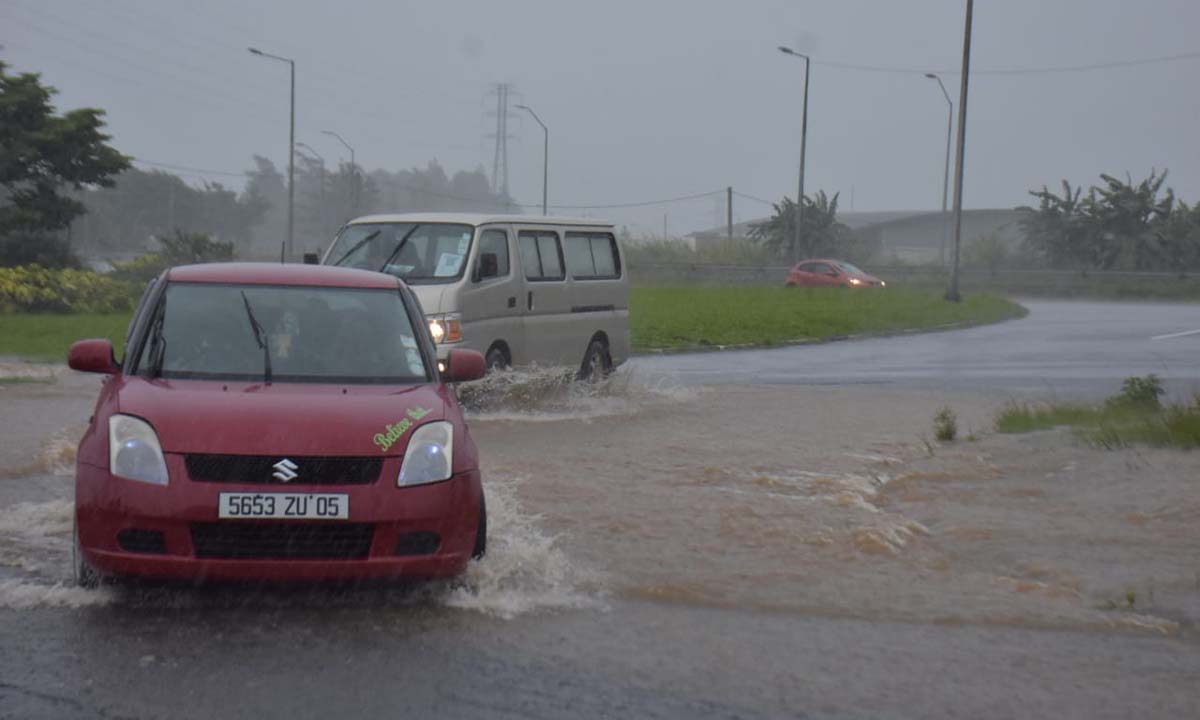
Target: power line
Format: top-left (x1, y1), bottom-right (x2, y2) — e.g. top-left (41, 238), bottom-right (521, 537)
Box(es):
top-left (732, 191), bottom-right (777, 206)
top-left (815, 50), bottom-right (1200, 76)
top-left (548, 190), bottom-right (723, 210)
top-left (131, 158), bottom-right (246, 179)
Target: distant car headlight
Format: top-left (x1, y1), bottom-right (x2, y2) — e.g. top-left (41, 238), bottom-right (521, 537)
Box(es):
top-left (428, 314), bottom-right (463, 344)
top-left (108, 414), bottom-right (169, 486)
top-left (848, 277), bottom-right (863, 285)
top-left (398, 421), bottom-right (454, 487)
top-left (880, 280), bottom-right (886, 287)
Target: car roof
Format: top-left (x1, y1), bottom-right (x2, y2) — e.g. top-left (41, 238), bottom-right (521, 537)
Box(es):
top-left (166, 262), bottom-right (401, 289)
top-left (346, 212), bottom-right (614, 228)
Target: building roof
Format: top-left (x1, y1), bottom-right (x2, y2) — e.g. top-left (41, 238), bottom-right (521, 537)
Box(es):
top-left (347, 212), bottom-right (614, 228)
top-left (167, 262), bottom-right (400, 289)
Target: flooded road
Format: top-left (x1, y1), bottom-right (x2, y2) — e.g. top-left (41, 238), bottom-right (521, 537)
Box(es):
top-left (2, 300), bottom-right (1199, 719)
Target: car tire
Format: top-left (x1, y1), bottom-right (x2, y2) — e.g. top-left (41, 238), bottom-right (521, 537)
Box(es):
top-left (472, 495), bottom-right (487, 560)
top-left (73, 520), bottom-right (99, 589)
top-left (578, 339), bottom-right (612, 382)
top-left (484, 346), bottom-right (509, 372)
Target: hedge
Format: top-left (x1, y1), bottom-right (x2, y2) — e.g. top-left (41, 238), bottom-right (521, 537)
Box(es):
top-left (0, 265), bottom-right (137, 314)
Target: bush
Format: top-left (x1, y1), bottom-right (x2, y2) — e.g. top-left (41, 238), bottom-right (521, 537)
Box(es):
top-left (0, 265), bottom-right (136, 313)
top-left (933, 406), bottom-right (958, 441)
top-left (1106, 374), bottom-right (1164, 411)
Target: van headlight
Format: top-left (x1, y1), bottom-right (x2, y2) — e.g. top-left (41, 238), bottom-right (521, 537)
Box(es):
top-left (398, 422), bottom-right (454, 487)
top-left (108, 414), bottom-right (169, 486)
top-left (428, 314), bottom-right (463, 344)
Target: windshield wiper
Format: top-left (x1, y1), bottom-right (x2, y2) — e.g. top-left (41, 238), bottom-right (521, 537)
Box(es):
top-left (240, 291), bottom-right (272, 385)
top-left (378, 225), bottom-right (423, 274)
top-left (330, 230), bottom-right (380, 266)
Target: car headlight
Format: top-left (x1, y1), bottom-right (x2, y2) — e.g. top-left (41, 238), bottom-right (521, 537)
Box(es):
top-left (848, 277), bottom-right (862, 285)
top-left (398, 421), bottom-right (454, 487)
top-left (108, 414), bottom-right (169, 486)
top-left (428, 314), bottom-right (463, 344)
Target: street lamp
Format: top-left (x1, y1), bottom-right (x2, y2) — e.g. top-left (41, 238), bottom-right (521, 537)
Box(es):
top-left (946, 0), bottom-right (975, 303)
top-left (925, 73), bottom-right (953, 267)
top-left (248, 47), bottom-right (295, 262)
top-left (296, 142), bottom-right (326, 235)
top-left (514, 104), bottom-right (548, 215)
top-left (779, 45), bottom-right (810, 264)
top-left (321, 130), bottom-right (357, 213)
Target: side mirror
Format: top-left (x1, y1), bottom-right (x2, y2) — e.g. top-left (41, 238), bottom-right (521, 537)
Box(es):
top-left (476, 253), bottom-right (499, 281)
top-left (303, 252), bottom-right (320, 265)
top-left (442, 348), bottom-right (486, 382)
top-left (827, 269), bottom-right (840, 277)
top-left (68, 339), bottom-right (119, 375)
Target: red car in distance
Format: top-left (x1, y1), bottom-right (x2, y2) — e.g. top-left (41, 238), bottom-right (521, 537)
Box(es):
top-left (785, 259), bottom-right (885, 288)
top-left (68, 263), bottom-right (488, 586)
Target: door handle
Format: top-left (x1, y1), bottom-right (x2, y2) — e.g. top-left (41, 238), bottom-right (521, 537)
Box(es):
top-left (526, 291), bottom-right (534, 311)
top-left (507, 296), bottom-right (516, 309)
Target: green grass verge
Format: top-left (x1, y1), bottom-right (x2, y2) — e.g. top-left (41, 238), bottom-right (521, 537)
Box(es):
top-left (629, 287), bottom-right (1025, 352)
top-left (0, 313), bottom-right (130, 362)
top-left (996, 399), bottom-right (1200, 449)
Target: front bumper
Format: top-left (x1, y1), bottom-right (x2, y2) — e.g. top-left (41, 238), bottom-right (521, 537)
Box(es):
top-left (75, 458), bottom-right (482, 583)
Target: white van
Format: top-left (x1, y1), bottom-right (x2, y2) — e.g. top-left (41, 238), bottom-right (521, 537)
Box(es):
top-left (321, 213), bottom-right (630, 376)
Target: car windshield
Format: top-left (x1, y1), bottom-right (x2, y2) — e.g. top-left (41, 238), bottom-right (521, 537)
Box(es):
top-left (133, 283), bottom-right (429, 383)
top-left (836, 261), bottom-right (866, 275)
top-left (326, 222), bottom-right (475, 283)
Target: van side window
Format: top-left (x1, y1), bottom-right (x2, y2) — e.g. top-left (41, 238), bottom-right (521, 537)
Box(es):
top-left (477, 229), bottom-right (510, 278)
top-left (518, 231), bottom-right (565, 281)
top-left (565, 232), bottom-right (621, 279)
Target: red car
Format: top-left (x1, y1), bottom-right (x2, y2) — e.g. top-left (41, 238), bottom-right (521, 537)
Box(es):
top-left (785, 259), bottom-right (885, 288)
top-left (68, 263), bottom-right (488, 586)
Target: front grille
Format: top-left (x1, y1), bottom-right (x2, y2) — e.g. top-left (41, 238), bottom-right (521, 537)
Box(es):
top-left (118, 528), bottom-right (167, 555)
top-left (190, 523), bottom-right (374, 560)
top-left (185, 455), bottom-right (382, 485)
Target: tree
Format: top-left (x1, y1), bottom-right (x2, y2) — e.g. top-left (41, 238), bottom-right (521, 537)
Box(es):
top-left (1154, 199), bottom-right (1200, 274)
top-left (1080, 171), bottom-right (1172, 271)
top-left (0, 60), bottom-right (128, 264)
top-left (749, 191), bottom-right (868, 261)
top-left (963, 231), bottom-right (1009, 277)
top-left (1018, 180), bottom-right (1091, 270)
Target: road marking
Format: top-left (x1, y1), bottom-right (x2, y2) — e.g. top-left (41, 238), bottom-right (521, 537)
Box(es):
top-left (1151, 328), bottom-right (1200, 341)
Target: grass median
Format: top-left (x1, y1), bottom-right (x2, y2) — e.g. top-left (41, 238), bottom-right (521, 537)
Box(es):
top-left (1, 287), bottom-right (1023, 362)
top-left (0, 313), bottom-right (130, 362)
top-left (630, 286), bottom-right (1025, 353)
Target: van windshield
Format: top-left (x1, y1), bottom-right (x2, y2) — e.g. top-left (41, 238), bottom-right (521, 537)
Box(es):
top-left (326, 222), bottom-right (475, 283)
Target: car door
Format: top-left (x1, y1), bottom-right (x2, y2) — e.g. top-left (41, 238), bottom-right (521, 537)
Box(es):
top-left (516, 228), bottom-right (573, 366)
top-left (459, 225), bottom-right (525, 363)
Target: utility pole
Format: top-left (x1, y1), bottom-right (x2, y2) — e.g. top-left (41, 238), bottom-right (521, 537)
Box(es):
top-left (947, 0), bottom-right (974, 302)
top-left (514, 104), bottom-right (548, 215)
top-left (727, 186), bottom-right (734, 244)
top-left (249, 47), bottom-right (295, 261)
top-left (779, 46), bottom-right (811, 263)
top-left (925, 73), bottom-right (953, 268)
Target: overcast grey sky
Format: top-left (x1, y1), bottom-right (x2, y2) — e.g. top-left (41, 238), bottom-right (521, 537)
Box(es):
top-left (3, 0), bottom-right (1198, 235)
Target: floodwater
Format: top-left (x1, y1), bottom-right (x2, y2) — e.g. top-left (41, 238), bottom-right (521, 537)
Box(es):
top-left (2, 362), bottom-right (1196, 636)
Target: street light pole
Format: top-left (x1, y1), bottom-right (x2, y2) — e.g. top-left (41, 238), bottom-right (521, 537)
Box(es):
top-left (321, 130), bottom-right (357, 213)
top-left (925, 73), bottom-right (953, 268)
top-left (248, 47), bottom-right (295, 262)
top-left (779, 46), bottom-right (810, 264)
top-left (296, 142), bottom-right (326, 236)
top-left (946, 0), bottom-right (974, 303)
top-left (514, 104), bottom-right (548, 215)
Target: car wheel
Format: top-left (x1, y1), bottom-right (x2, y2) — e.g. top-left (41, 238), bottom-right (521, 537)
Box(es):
top-left (484, 346), bottom-right (509, 372)
top-left (472, 495), bottom-right (487, 560)
top-left (73, 520), bottom-right (99, 589)
top-left (578, 339), bottom-right (612, 382)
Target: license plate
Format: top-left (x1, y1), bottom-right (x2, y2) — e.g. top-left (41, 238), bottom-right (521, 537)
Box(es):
top-left (218, 493), bottom-right (349, 520)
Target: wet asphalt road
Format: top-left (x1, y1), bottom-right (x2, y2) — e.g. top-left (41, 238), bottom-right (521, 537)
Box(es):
top-left (630, 299), bottom-right (1200, 398)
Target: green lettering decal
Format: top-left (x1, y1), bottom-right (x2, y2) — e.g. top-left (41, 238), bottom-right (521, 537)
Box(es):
top-left (372, 410), bottom-right (432, 452)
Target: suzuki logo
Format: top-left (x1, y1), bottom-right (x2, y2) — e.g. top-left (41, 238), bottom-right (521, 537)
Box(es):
top-left (272, 458), bottom-right (299, 482)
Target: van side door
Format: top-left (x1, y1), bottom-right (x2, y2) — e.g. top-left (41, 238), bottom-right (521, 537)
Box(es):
top-left (516, 228), bottom-right (574, 365)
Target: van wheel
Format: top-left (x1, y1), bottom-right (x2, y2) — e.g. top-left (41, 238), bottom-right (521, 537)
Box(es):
top-left (578, 339), bottom-right (612, 382)
top-left (472, 495), bottom-right (487, 560)
top-left (73, 520), bottom-right (99, 589)
top-left (485, 346), bottom-right (509, 372)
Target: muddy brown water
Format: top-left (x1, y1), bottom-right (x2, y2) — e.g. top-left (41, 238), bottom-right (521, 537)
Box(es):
top-left (2, 364), bottom-right (1196, 635)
